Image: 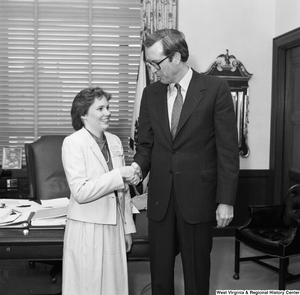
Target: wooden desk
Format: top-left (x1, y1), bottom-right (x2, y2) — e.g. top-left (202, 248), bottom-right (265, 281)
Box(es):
top-left (0, 228), bottom-right (63, 294)
top-left (0, 214), bottom-right (149, 261)
top-left (0, 217), bottom-right (148, 294)
top-left (0, 228), bottom-right (64, 261)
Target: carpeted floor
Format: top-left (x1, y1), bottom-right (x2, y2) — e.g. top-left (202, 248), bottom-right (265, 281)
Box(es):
top-left (1, 237), bottom-right (299, 295)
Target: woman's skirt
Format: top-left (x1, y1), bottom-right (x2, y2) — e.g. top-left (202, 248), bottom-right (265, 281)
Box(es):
top-left (62, 211), bottom-right (128, 295)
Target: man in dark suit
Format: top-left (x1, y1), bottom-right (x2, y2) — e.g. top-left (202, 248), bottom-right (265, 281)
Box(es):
top-left (132, 29), bottom-right (239, 295)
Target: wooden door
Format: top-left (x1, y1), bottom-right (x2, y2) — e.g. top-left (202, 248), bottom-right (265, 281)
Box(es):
top-left (282, 46), bottom-right (300, 195)
top-left (270, 28), bottom-right (300, 204)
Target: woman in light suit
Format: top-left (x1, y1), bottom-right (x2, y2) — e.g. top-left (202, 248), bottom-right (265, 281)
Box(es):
top-left (61, 87), bottom-right (138, 295)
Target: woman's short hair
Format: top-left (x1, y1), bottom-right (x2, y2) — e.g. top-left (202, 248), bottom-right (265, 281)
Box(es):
top-left (143, 29), bottom-right (189, 62)
top-left (71, 87), bottom-right (111, 131)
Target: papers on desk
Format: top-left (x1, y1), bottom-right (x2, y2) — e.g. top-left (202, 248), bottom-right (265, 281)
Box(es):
top-left (0, 199), bottom-right (37, 229)
top-left (40, 197), bottom-right (69, 208)
top-left (30, 197), bottom-right (69, 228)
top-left (32, 205), bottom-right (68, 220)
top-left (0, 198), bottom-right (69, 229)
top-left (0, 211), bottom-right (35, 229)
top-left (0, 208), bottom-right (13, 222)
top-left (31, 205), bottom-right (68, 227)
top-left (0, 199), bottom-right (43, 214)
top-left (30, 217), bottom-right (67, 227)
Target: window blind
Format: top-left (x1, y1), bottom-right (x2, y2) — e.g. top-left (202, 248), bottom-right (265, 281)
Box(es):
top-left (0, 0), bottom-right (140, 166)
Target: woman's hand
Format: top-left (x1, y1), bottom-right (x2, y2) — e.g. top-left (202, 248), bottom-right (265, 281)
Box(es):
top-left (125, 234), bottom-right (133, 252)
top-left (119, 166), bottom-right (140, 185)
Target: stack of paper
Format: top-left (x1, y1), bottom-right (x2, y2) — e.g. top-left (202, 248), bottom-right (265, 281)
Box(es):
top-left (0, 198), bottom-right (69, 229)
top-left (40, 197), bottom-right (69, 208)
top-left (0, 199), bottom-right (43, 214)
top-left (0, 211), bottom-right (35, 229)
top-left (0, 208), bottom-right (13, 222)
top-left (31, 205), bottom-right (68, 227)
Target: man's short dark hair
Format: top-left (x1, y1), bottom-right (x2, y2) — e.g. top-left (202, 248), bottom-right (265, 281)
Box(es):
top-left (143, 29), bottom-right (189, 62)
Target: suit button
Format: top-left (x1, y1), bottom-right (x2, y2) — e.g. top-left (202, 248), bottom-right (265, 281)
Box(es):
top-left (172, 150), bottom-right (176, 154)
top-left (169, 170), bottom-right (173, 174)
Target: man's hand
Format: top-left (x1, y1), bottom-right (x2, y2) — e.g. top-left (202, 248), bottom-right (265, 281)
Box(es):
top-left (129, 162), bottom-right (142, 185)
top-left (216, 204), bottom-right (234, 228)
top-left (119, 166), bottom-right (141, 185)
top-left (131, 162), bottom-right (142, 179)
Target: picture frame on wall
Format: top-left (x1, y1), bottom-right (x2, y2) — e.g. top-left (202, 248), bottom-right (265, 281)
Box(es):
top-left (2, 147), bottom-right (22, 170)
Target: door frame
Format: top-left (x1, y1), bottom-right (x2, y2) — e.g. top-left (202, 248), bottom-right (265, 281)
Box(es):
top-left (270, 27), bottom-right (300, 204)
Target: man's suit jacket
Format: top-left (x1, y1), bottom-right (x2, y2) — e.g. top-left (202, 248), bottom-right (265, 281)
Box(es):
top-left (62, 128), bottom-right (136, 234)
top-left (134, 69), bottom-right (239, 224)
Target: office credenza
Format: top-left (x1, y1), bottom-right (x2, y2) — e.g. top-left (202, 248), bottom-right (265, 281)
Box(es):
top-left (0, 228), bottom-right (64, 260)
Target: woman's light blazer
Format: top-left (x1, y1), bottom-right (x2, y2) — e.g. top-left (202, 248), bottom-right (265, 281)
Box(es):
top-left (62, 127), bottom-right (136, 234)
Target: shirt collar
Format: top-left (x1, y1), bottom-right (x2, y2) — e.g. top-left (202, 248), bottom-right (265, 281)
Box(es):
top-left (169, 66), bottom-right (193, 93)
top-left (85, 127), bottom-right (106, 145)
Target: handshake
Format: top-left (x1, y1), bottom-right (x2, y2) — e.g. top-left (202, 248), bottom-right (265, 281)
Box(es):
top-left (119, 163), bottom-right (142, 186)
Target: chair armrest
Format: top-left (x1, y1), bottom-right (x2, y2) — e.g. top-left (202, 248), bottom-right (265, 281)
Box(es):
top-left (240, 205), bottom-right (283, 229)
top-left (281, 218), bottom-right (300, 246)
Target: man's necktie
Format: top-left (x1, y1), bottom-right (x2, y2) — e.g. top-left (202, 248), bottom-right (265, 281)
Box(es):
top-left (171, 83), bottom-right (183, 139)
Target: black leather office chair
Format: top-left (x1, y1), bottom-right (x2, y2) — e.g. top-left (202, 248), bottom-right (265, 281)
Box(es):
top-left (127, 209), bottom-right (150, 262)
top-left (233, 183), bottom-right (300, 289)
top-left (25, 135), bottom-right (70, 202)
top-left (127, 185), bottom-right (150, 262)
top-left (25, 135), bottom-right (70, 283)
top-left (127, 185), bottom-right (151, 295)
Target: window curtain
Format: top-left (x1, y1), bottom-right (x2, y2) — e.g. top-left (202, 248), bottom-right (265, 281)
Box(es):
top-left (141, 0), bottom-right (178, 83)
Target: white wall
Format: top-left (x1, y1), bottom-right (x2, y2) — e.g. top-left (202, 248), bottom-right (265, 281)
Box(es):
top-left (178, 0), bottom-right (277, 169)
top-left (275, 0), bottom-right (300, 37)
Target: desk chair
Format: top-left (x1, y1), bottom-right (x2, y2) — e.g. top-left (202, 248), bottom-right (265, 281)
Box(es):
top-left (233, 184), bottom-right (300, 289)
top-left (127, 210), bottom-right (150, 262)
top-left (25, 135), bottom-right (70, 283)
top-left (128, 185), bottom-right (151, 295)
top-left (127, 210), bottom-right (151, 295)
top-left (128, 185), bottom-right (150, 262)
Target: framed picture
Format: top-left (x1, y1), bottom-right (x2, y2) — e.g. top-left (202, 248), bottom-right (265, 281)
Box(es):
top-left (2, 147), bottom-right (22, 169)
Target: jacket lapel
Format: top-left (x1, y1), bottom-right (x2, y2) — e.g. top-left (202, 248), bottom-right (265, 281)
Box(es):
top-left (175, 71), bottom-right (205, 138)
top-left (82, 128), bottom-right (110, 172)
top-left (152, 83), bottom-right (173, 144)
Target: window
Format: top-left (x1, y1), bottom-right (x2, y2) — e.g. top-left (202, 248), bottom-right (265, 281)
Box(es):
top-left (0, 0), bottom-right (140, 165)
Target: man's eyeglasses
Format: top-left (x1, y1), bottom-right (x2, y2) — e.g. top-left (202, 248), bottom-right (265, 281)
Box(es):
top-left (146, 56), bottom-right (170, 71)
